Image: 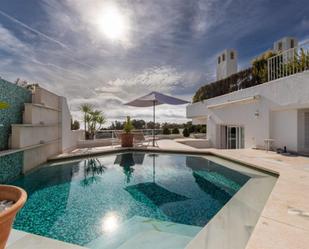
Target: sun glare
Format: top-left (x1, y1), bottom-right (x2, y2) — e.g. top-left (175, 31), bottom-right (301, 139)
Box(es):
top-left (101, 212), bottom-right (121, 233)
top-left (97, 5), bottom-right (128, 41)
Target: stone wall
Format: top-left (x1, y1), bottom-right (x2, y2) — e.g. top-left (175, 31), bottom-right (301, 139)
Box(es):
top-left (0, 79), bottom-right (32, 150)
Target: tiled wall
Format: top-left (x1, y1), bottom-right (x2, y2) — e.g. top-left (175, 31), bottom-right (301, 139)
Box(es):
top-left (0, 79), bottom-right (32, 150)
top-left (0, 79), bottom-right (31, 183)
top-left (0, 151), bottom-right (23, 183)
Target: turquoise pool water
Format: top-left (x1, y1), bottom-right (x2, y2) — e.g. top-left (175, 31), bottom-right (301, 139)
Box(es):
top-left (11, 152), bottom-right (250, 248)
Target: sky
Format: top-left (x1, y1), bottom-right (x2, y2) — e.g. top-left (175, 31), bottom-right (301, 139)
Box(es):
top-left (0, 0), bottom-right (308, 125)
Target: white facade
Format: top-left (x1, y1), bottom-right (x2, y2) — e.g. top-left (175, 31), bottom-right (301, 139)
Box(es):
top-left (216, 49), bottom-right (238, 80)
top-left (187, 71), bottom-right (309, 154)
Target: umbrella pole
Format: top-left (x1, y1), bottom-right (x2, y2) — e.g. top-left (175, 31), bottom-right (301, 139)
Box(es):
top-left (153, 101), bottom-right (155, 147)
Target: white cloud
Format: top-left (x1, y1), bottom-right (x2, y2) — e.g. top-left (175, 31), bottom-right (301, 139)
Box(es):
top-left (95, 66), bottom-right (185, 100)
top-left (0, 24), bottom-right (29, 54)
top-left (68, 66), bottom-right (190, 125)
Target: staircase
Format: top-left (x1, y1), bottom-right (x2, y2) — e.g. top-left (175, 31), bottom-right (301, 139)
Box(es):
top-left (9, 86), bottom-right (83, 172)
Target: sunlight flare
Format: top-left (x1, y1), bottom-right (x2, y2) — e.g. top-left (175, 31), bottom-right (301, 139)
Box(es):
top-left (96, 4), bottom-right (128, 41)
top-left (101, 212), bottom-right (121, 233)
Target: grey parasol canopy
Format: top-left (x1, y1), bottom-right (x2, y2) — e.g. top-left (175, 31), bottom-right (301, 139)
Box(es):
top-left (125, 91), bottom-right (189, 146)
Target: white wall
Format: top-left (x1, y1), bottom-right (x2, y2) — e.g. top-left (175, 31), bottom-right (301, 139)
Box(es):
top-left (206, 100), bottom-right (269, 148)
top-left (23, 103), bottom-right (60, 125)
top-left (297, 109), bottom-right (309, 154)
top-left (23, 140), bottom-right (60, 172)
top-left (270, 110), bottom-right (298, 151)
top-left (59, 97), bottom-right (84, 153)
top-left (11, 124), bottom-right (59, 149)
top-left (32, 86), bottom-right (59, 109)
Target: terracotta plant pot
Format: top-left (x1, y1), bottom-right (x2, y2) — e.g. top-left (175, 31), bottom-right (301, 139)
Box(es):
top-left (0, 185), bottom-right (27, 249)
top-left (121, 133), bottom-right (134, 147)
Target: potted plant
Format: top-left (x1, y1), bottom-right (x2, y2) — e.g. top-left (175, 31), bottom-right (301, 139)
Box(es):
top-left (121, 116), bottom-right (134, 147)
top-left (0, 185), bottom-right (27, 249)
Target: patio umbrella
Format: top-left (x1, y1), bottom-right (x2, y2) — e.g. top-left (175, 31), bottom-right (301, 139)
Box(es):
top-left (125, 91), bottom-right (189, 146)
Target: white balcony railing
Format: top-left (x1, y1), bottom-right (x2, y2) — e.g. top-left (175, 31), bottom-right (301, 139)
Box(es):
top-left (94, 129), bottom-right (163, 139)
top-left (268, 41), bottom-right (309, 82)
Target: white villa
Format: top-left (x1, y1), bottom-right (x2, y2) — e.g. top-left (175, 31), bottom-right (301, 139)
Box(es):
top-left (187, 37), bottom-right (309, 154)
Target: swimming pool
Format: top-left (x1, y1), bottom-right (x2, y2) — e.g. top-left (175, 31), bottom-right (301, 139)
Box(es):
top-left (11, 152), bottom-right (268, 249)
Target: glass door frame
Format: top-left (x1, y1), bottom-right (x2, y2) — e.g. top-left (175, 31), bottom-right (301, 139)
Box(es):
top-left (225, 125), bottom-right (244, 149)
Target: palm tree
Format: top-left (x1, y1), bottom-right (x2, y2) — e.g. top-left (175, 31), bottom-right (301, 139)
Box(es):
top-left (89, 110), bottom-right (106, 139)
top-left (97, 115), bottom-right (106, 130)
top-left (80, 104), bottom-right (93, 139)
top-left (89, 110), bottom-right (101, 138)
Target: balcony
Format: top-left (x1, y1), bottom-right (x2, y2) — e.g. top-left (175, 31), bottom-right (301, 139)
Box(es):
top-left (268, 41), bottom-right (309, 81)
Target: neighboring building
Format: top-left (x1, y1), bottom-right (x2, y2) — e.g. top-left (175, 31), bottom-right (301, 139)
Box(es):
top-left (187, 37), bottom-right (309, 154)
top-left (273, 37), bottom-right (298, 52)
top-left (216, 49), bottom-right (238, 80)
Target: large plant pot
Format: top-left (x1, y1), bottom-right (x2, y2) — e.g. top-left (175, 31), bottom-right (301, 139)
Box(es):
top-left (0, 185), bottom-right (27, 249)
top-left (121, 133), bottom-right (134, 147)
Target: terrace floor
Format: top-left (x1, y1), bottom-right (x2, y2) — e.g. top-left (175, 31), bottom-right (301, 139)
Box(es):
top-left (7, 139), bottom-right (309, 249)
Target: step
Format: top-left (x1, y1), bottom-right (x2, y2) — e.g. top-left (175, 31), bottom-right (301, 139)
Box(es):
top-left (116, 230), bottom-right (193, 249)
top-left (23, 103), bottom-right (60, 125)
top-left (11, 124), bottom-right (60, 149)
top-left (32, 86), bottom-right (60, 109)
top-left (193, 170), bottom-right (242, 195)
top-left (87, 216), bottom-right (201, 249)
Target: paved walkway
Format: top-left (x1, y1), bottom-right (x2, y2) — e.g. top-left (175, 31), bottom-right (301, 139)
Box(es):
top-left (6, 229), bottom-right (86, 249)
top-left (208, 149), bottom-right (309, 249)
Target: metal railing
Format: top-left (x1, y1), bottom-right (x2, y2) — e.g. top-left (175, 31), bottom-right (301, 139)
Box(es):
top-left (268, 41), bottom-right (309, 82)
top-left (94, 129), bottom-right (163, 139)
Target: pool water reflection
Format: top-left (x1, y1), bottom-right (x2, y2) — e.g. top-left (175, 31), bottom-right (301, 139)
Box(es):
top-left (11, 152), bottom-right (251, 247)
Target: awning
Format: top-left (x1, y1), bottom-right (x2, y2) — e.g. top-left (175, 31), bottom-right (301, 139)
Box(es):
top-left (207, 95), bottom-right (261, 109)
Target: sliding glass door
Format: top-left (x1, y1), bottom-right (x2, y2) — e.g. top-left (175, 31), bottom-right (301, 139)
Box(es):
top-left (222, 125), bottom-right (244, 149)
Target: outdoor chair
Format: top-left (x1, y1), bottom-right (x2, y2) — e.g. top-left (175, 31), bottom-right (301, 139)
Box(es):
top-left (112, 130), bottom-right (122, 147)
top-left (133, 130), bottom-right (158, 147)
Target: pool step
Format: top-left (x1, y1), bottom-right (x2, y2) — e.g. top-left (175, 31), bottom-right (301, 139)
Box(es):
top-left (116, 230), bottom-right (193, 249)
top-left (193, 170), bottom-right (241, 195)
top-left (87, 216), bottom-right (201, 249)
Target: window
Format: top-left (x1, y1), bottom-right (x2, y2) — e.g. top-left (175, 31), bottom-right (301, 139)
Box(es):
top-left (222, 53), bottom-right (225, 61)
top-left (278, 42), bottom-right (282, 51)
top-left (290, 39), bottom-right (295, 48)
top-left (230, 51), bottom-right (234, 59)
top-left (218, 56), bottom-right (221, 64)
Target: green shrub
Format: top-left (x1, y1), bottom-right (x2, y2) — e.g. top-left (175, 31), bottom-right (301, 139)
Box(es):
top-left (182, 128), bottom-right (190, 137)
top-left (172, 127), bottom-right (180, 134)
top-left (71, 120), bottom-right (80, 130)
top-left (200, 126), bottom-right (206, 133)
top-left (162, 127), bottom-right (171, 135)
top-left (192, 68), bottom-right (255, 103)
top-left (252, 51), bottom-right (276, 84)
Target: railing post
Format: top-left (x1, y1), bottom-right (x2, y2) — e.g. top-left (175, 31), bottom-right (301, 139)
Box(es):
top-left (267, 58), bottom-right (270, 81)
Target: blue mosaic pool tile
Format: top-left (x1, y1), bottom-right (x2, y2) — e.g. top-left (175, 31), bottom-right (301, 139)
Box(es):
top-left (0, 151), bottom-right (23, 183)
